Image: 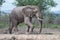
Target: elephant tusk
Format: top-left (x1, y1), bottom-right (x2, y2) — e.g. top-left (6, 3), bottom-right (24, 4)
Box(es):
top-left (38, 18), bottom-right (43, 21)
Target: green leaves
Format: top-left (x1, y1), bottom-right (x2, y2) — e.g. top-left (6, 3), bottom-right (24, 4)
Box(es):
top-left (0, 0), bottom-right (5, 5)
top-left (16, 0), bottom-right (57, 11)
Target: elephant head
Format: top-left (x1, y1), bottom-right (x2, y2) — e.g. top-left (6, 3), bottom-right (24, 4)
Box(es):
top-left (22, 6), bottom-right (43, 20)
top-left (22, 6), bottom-right (35, 17)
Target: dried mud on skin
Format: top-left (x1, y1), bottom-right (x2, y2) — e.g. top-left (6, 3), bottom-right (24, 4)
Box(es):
top-left (0, 34), bottom-right (60, 40)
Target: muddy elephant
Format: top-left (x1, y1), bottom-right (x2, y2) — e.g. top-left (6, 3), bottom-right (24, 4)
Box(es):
top-left (9, 5), bottom-right (43, 34)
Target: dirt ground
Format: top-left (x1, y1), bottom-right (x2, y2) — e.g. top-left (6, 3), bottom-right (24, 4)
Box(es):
top-left (0, 27), bottom-right (60, 40)
top-left (0, 27), bottom-right (60, 34)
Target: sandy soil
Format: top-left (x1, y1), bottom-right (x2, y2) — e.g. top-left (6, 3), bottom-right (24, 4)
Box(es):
top-left (0, 34), bottom-right (60, 40)
top-left (0, 27), bottom-right (60, 40)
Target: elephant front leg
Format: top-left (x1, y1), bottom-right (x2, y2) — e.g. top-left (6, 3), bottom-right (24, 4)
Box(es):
top-left (26, 23), bottom-right (34, 34)
top-left (24, 17), bottom-right (34, 34)
top-left (35, 13), bottom-right (43, 34)
top-left (39, 20), bottom-right (42, 34)
top-left (27, 25), bottom-right (30, 32)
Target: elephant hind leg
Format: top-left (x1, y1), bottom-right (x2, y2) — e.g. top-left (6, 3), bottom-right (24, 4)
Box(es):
top-left (9, 20), bottom-right (18, 34)
top-left (9, 22), bottom-right (14, 34)
top-left (12, 22), bottom-right (19, 33)
top-left (15, 22), bottom-right (20, 31)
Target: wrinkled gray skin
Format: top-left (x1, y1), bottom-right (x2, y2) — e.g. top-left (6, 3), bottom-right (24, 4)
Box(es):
top-left (9, 5), bottom-right (43, 34)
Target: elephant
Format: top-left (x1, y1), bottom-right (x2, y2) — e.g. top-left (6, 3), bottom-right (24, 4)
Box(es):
top-left (9, 5), bottom-right (43, 34)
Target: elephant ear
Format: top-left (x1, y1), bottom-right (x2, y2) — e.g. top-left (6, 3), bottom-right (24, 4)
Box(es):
top-left (22, 6), bottom-right (34, 17)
